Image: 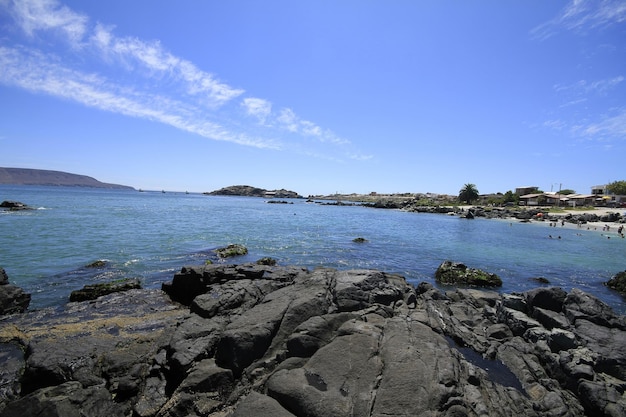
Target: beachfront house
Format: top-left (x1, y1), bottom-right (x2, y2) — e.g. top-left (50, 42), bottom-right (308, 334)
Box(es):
top-left (518, 193), bottom-right (544, 206)
top-left (566, 194), bottom-right (596, 207)
top-left (519, 192), bottom-right (569, 207)
top-left (520, 188), bottom-right (621, 207)
top-left (592, 184), bottom-right (625, 207)
top-left (543, 192), bottom-right (567, 206)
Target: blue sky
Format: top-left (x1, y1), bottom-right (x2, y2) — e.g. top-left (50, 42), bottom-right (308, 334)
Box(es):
top-left (1, 0), bottom-right (624, 196)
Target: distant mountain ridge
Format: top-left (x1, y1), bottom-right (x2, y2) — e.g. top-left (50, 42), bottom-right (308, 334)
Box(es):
top-left (0, 168), bottom-right (134, 190)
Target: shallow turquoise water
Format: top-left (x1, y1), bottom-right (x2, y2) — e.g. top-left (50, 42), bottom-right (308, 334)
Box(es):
top-left (1, 185), bottom-right (624, 313)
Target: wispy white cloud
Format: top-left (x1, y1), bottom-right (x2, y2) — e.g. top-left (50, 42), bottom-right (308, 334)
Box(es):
top-left (542, 107), bottom-right (626, 143)
top-left (0, 46), bottom-right (278, 149)
top-left (91, 24), bottom-right (243, 107)
top-left (578, 108), bottom-right (626, 139)
top-left (242, 98), bottom-right (272, 124)
top-left (553, 76), bottom-right (624, 95)
top-left (8, 0), bottom-right (88, 43)
top-left (587, 76), bottom-right (625, 94)
top-left (277, 108), bottom-right (299, 133)
top-left (531, 0), bottom-right (626, 40)
top-left (0, 0), bottom-right (364, 161)
top-left (559, 98), bottom-right (587, 108)
top-left (5, 0), bottom-right (242, 107)
top-left (243, 101), bottom-right (353, 147)
top-left (543, 119), bottom-right (567, 130)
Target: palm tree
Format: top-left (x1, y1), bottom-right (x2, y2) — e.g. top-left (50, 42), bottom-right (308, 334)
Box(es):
top-left (459, 183), bottom-right (479, 204)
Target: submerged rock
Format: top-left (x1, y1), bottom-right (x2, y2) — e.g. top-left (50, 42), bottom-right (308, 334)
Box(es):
top-left (1, 263), bottom-right (625, 416)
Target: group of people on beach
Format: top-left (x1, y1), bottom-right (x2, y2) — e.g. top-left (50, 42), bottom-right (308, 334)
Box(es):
top-left (548, 220), bottom-right (565, 227)
top-left (547, 220), bottom-right (625, 239)
top-left (601, 224), bottom-right (625, 238)
top-left (599, 224), bottom-right (624, 239)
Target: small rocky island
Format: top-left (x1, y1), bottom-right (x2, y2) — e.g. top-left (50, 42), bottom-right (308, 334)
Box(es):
top-left (0, 263), bottom-right (625, 416)
top-left (205, 185), bottom-right (303, 199)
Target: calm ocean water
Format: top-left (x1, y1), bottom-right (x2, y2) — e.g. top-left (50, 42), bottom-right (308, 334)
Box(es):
top-left (1, 185), bottom-right (625, 313)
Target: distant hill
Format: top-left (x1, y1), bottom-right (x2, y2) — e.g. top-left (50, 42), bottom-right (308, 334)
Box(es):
top-left (206, 185), bottom-right (302, 199)
top-left (0, 168), bottom-right (134, 190)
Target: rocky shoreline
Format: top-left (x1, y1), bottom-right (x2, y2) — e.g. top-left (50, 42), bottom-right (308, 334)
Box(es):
top-left (364, 201), bottom-right (625, 224)
top-left (1, 263), bottom-right (625, 416)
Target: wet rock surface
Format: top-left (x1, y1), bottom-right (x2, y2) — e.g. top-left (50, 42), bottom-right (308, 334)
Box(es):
top-left (1, 263), bottom-right (625, 416)
top-left (69, 278), bottom-right (142, 302)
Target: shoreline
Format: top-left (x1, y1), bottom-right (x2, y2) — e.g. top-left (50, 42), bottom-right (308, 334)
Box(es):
top-left (453, 205), bottom-right (625, 237)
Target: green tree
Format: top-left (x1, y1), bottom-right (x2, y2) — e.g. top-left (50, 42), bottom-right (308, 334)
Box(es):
top-left (503, 190), bottom-right (518, 204)
top-left (458, 183), bottom-right (479, 204)
top-left (607, 180), bottom-right (626, 195)
top-left (559, 189), bottom-right (576, 195)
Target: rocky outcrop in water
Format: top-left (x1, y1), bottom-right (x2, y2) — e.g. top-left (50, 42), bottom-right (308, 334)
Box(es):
top-left (1, 264), bottom-right (625, 416)
top-left (606, 271), bottom-right (626, 294)
top-left (0, 201), bottom-right (32, 211)
top-left (435, 260), bottom-right (503, 287)
top-left (206, 185), bottom-right (302, 199)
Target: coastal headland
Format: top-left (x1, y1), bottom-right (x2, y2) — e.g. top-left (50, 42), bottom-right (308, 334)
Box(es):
top-left (1, 263), bottom-right (625, 416)
top-left (0, 168), bottom-right (134, 190)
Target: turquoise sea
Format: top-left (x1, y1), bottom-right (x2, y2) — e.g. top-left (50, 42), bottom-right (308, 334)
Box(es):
top-left (1, 185), bottom-right (625, 313)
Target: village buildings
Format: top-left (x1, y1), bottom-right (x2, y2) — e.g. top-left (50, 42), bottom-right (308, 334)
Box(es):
top-left (517, 184), bottom-right (625, 207)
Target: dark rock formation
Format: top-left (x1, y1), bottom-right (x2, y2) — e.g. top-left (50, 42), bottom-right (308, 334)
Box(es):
top-left (435, 260), bottom-right (503, 287)
top-left (0, 201), bottom-right (32, 211)
top-left (69, 278), bottom-right (142, 302)
top-left (1, 264), bottom-right (625, 416)
top-left (215, 244), bottom-right (249, 259)
top-left (606, 271), bottom-right (626, 294)
top-left (256, 257), bottom-right (277, 266)
top-left (0, 268), bottom-right (31, 315)
top-left (85, 260), bottom-right (107, 268)
top-left (267, 200), bottom-right (293, 204)
top-left (206, 185), bottom-right (302, 199)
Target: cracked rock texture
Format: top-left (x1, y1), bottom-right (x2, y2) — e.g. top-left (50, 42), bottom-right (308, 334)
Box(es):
top-left (1, 263), bottom-right (625, 416)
